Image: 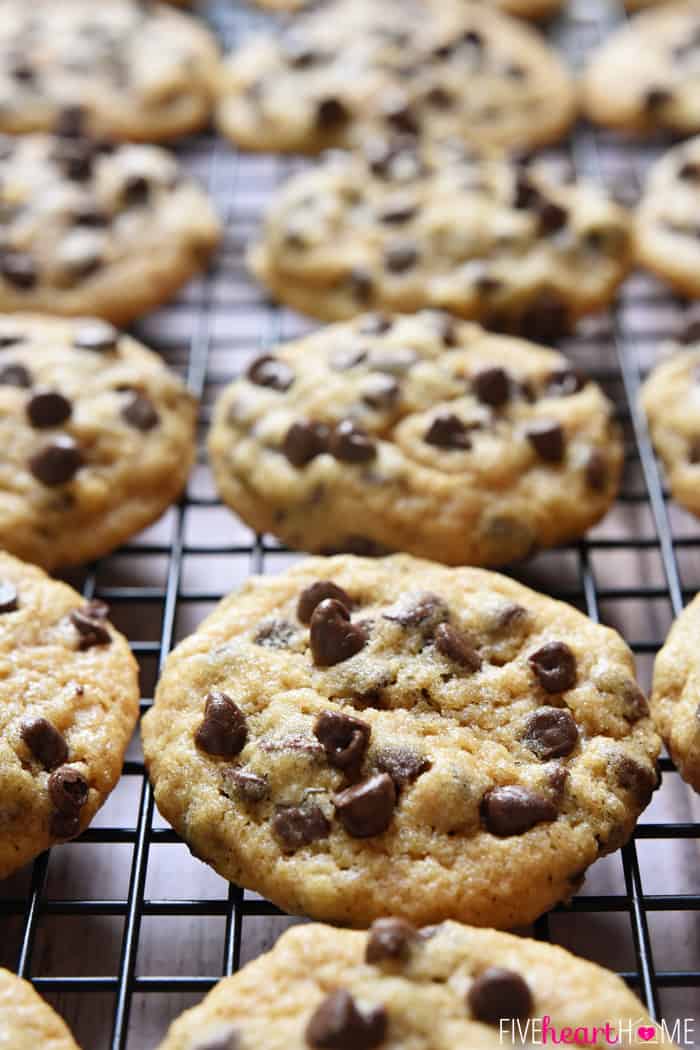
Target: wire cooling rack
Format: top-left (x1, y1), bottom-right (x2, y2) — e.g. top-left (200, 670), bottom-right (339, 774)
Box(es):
top-left (1, 1), bottom-right (699, 1047)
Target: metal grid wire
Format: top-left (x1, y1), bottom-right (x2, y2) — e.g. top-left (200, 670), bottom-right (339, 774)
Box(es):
top-left (1, 1), bottom-right (699, 1047)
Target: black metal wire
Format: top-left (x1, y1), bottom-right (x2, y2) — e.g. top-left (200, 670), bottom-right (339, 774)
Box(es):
top-left (1, 1), bottom-right (699, 1047)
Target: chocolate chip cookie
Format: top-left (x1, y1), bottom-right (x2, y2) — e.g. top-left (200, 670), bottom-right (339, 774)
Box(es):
top-left (0, 551), bottom-right (139, 879)
top-left (154, 921), bottom-right (672, 1050)
top-left (640, 340), bottom-right (700, 521)
top-left (142, 554), bottom-right (660, 929)
top-left (0, 133), bottom-right (220, 324)
top-left (0, 0), bottom-right (218, 141)
top-left (583, 2), bottom-right (700, 136)
top-left (0, 314), bottom-right (197, 570)
top-left (254, 0), bottom-right (563, 16)
top-left (216, 0), bottom-right (576, 153)
top-left (208, 313), bottom-right (623, 567)
top-left (651, 595), bottom-right (700, 793)
top-left (249, 143), bottom-right (631, 329)
top-left (0, 968), bottom-right (81, 1048)
top-left (634, 137), bottom-right (700, 297)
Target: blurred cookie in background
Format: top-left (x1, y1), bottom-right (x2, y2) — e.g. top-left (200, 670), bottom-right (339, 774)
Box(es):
top-left (651, 594), bottom-right (700, 794)
top-left (252, 0), bottom-right (563, 16)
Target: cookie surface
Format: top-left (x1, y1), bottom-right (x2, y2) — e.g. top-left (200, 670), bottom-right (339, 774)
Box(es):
top-left (249, 143), bottom-right (631, 330)
top-left (0, 552), bottom-right (139, 879)
top-left (0, 314), bottom-right (197, 570)
top-left (154, 921), bottom-right (672, 1050)
top-left (651, 595), bottom-right (700, 793)
top-left (0, 969), bottom-right (80, 1049)
top-left (0, 0), bottom-right (218, 141)
top-left (216, 0), bottom-right (575, 153)
top-left (641, 342), bottom-right (700, 519)
top-left (634, 137), bottom-right (700, 297)
top-left (209, 313), bottom-right (623, 567)
top-left (583, 2), bottom-right (700, 135)
top-left (143, 554), bottom-right (660, 929)
top-left (0, 133), bottom-right (220, 324)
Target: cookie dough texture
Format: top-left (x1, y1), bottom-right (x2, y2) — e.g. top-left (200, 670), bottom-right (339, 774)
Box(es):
top-left (143, 554), bottom-right (660, 929)
top-left (634, 137), bottom-right (700, 297)
top-left (209, 313), bottom-right (623, 567)
top-left (583, 2), bottom-right (700, 135)
top-left (0, 134), bottom-right (220, 324)
top-left (0, 969), bottom-right (80, 1049)
top-left (0, 315), bottom-right (197, 571)
top-left (154, 922), bottom-right (672, 1050)
top-left (0, 552), bottom-right (139, 879)
top-left (0, 0), bottom-right (218, 141)
top-left (249, 144), bottom-right (632, 331)
top-left (641, 343), bottom-right (700, 520)
top-left (651, 595), bottom-right (700, 793)
top-left (216, 0), bottom-right (576, 153)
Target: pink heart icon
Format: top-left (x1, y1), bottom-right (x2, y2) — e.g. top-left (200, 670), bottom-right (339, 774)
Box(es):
top-left (637, 1028), bottom-right (656, 1042)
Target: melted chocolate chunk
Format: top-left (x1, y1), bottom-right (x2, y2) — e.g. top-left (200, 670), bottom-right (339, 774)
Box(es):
top-left (26, 390), bottom-right (72, 429)
top-left (73, 321), bottom-right (119, 353)
top-left (20, 718), bottom-right (68, 770)
top-left (195, 691), bottom-right (248, 758)
top-left (538, 200), bottom-right (568, 236)
top-left (644, 86), bottom-right (673, 114)
top-left (121, 392), bottom-right (159, 431)
top-left (29, 436), bottom-right (84, 486)
top-left (306, 990), bottom-right (387, 1050)
top-left (314, 710), bottom-right (371, 774)
top-left (424, 413), bottom-right (472, 450)
top-left (0, 580), bottom-right (18, 613)
top-left (329, 420), bottom-right (376, 463)
top-left (585, 449), bottom-right (608, 491)
top-left (221, 767), bottom-right (269, 804)
top-left (316, 96), bottom-right (350, 131)
top-left (334, 773), bottom-right (396, 837)
top-left (0, 362), bottom-right (31, 387)
top-left (121, 174), bottom-right (150, 208)
top-left (523, 706), bottom-right (578, 760)
top-left (347, 267), bottom-right (375, 304)
top-left (298, 581), bottom-right (353, 624)
top-left (272, 802), bottom-right (331, 851)
top-left (614, 756), bottom-right (657, 809)
top-left (283, 420), bottom-right (329, 467)
top-left (384, 242), bottom-right (418, 273)
top-left (529, 642), bottom-right (577, 693)
top-left (49, 765), bottom-right (89, 838)
top-left (375, 747), bottom-right (430, 790)
top-left (366, 918), bottom-right (418, 964)
top-left (526, 420), bottom-right (565, 463)
top-left (519, 291), bottom-right (570, 343)
top-left (55, 105), bottom-right (86, 138)
top-left (482, 785), bottom-right (558, 837)
top-left (70, 607), bottom-right (111, 649)
top-left (310, 599), bottom-right (367, 667)
top-left (468, 967), bottom-right (533, 1024)
top-left (474, 367), bottom-right (510, 407)
top-left (246, 354), bottom-right (294, 392)
top-left (434, 623), bottom-right (482, 671)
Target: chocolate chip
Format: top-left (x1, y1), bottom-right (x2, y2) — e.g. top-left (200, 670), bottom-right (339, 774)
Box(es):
top-left (379, 200), bottom-right (417, 225)
top-left (298, 582), bottom-right (353, 624)
top-left (0, 251), bottom-right (37, 289)
top-left (382, 96), bottom-right (419, 135)
top-left (375, 747), bottom-right (430, 790)
top-left (347, 268), bottom-right (375, 304)
top-left (482, 786), bottom-right (558, 836)
top-left (545, 368), bottom-right (586, 398)
top-left (385, 242), bottom-right (418, 273)
top-left (334, 773), bottom-right (396, 837)
top-left (52, 138), bottom-right (95, 181)
top-left (195, 691), bottom-right (247, 758)
top-left (314, 710), bottom-right (371, 775)
top-left (382, 591), bottom-right (448, 629)
top-left (29, 436), bottom-right (84, 486)
top-left (306, 990), bottom-right (386, 1050)
top-left (366, 918), bottom-right (418, 964)
top-left (529, 642), bottom-right (577, 693)
top-left (585, 449), bottom-right (608, 491)
top-left (70, 608), bottom-right (111, 649)
top-left (71, 201), bottom-right (109, 228)
top-left (121, 174), bottom-right (150, 208)
top-left (20, 718), bottom-right (68, 771)
top-left (221, 767), bottom-right (269, 803)
top-left (73, 321), bottom-right (119, 353)
top-left (310, 599), bottom-right (366, 667)
top-left (644, 87), bottom-right (673, 113)
top-left (246, 354), bottom-right (294, 392)
top-left (272, 803), bottom-right (331, 851)
top-left (513, 172), bottom-right (541, 210)
top-left (0, 580), bottom-right (18, 613)
top-left (49, 765), bottom-right (88, 815)
top-left (254, 618), bottom-right (297, 649)
top-left (538, 200), bottom-right (568, 236)
top-left (524, 706), bottom-right (578, 760)
top-left (55, 104), bottom-right (86, 138)
top-left (425, 85), bottom-right (453, 109)
top-left (283, 420), bottom-right (329, 467)
top-left (679, 160), bottom-right (700, 181)
top-left (614, 756), bottom-right (657, 809)
top-left (526, 420), bottom-right (565, 463)
top-left (357, 313), bottom-right (392, 336)
top-left (316, 96), bottom-right (350, 131)
top-left (329, 420), bottom-right (376, 463)
top-left (474, 367), bottom-right (510, 407)
top-left (121, 392), bottom-right (159, 431)
top-left (26, 390), bottom-right (72, 429)
top-left (0, 362), bottom-right (31, 387)
top-left (435, 623), bottom-right (482, 671)
top-left (468, 968), bottom-right (533, 1024)
top-left (622, 681), bottom-right (649, 722)
top-left (519, 291), bottom-right (570, 343)
top-left (424, 413), bottom-right (471, 450)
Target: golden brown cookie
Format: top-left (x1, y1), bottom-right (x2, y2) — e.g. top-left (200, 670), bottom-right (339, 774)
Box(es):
top-left (0, 969), bottom-right (81, 1049)
top-left (651, 594), bottom-right (700, 793)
